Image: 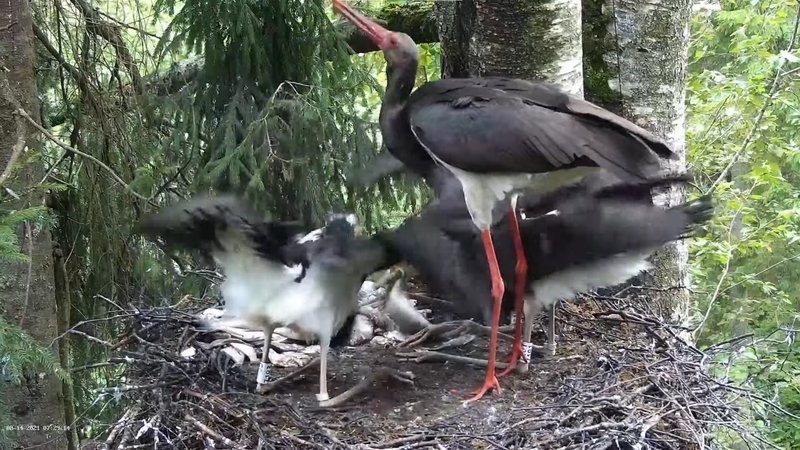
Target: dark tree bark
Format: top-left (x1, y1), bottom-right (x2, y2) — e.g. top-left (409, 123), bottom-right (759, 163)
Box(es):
top-left (0, 1), bottom-right (68, 448)
top-left (436, 0), bottom-right (583, 95)
top-left (582, 0), bottom-right (693, 321)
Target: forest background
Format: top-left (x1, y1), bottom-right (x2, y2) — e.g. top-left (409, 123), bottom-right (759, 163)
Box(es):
top-left (0, 0), bottom-right (799, 448)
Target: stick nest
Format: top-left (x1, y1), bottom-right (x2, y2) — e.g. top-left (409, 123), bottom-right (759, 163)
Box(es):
top-left (86, 283), bottom-right (782, 450)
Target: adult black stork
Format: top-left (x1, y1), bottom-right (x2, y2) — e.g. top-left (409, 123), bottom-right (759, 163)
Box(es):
top-left (135, 195), bottom-right (390, 405)
top-left (332, 0), bottom-right (678, 401)
top-left (383, 169), bottom-right (711, 379)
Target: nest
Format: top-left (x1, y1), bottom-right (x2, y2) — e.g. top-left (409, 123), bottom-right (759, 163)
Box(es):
top-left (82, 281), bottom-right (782, 450)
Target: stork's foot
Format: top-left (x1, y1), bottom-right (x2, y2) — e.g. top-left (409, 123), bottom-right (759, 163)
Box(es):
top-left (315, 392), bottom-right (330, 402)
top-left (464, 373), bottom-right (502, 404)
top-left (317, 368), bottom-right (415, 408)
top-left (400, 320), bottom-right (513, 348)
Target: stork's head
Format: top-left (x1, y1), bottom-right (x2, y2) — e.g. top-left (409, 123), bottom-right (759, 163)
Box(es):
top-left (332, 0), bottom-right (419, 70)
top-left (325, 213), bottom-right (359, 238)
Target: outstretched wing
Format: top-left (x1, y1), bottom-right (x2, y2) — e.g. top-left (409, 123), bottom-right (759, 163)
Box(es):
top-left (135, 194), bottom-right (312, 274)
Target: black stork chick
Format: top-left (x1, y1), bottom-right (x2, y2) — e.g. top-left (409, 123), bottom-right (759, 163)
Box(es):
top-left (384, 170), bottom-right (712, 377)
top-left (331, 0), bottom-right (678, 402)
top-left (135, 195), bottom-right (389, 404)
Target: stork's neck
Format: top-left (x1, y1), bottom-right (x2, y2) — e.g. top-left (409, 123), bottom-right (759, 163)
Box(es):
top-left (379, 57), bottom-right (436, 180)
top-left (384, 58), bottom-right (418, 106)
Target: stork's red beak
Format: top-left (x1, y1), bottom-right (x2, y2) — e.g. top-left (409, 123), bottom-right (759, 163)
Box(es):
top-left (332, 0), bottom-right (392, 49)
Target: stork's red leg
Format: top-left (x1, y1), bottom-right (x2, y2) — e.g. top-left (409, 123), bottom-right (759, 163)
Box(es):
top-left (465, 230), bottom-right (505, 403)
top-left (498, 207), bottom-right (528, 378)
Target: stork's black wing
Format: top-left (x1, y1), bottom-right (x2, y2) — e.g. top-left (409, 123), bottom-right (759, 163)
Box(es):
top-left (516, 171), bottom-right (692, 218)
top-left (134, 194), bottom-right (310, 269)
top-left (378, 208), bottom-right (517, 324)
top-left (407, 78), bottom-right (674, 181)
top-left (519, 190), bottom-right (713, 279)
top-left (304, 214), bottom-right (392, 276)
top-left (476, 78), bottom-right (674, 159)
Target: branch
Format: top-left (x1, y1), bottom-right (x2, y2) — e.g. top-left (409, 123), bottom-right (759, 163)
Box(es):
top-left (69, 0), bottom-right (145, 94)
top-left (32, 22), bottom-right (99, 112)
top-left (708, 1), bottom-right (800, 192)
top-left (147, 1), bottom-right (439, 95)
top-left (15, 107), bottom-right (151, 202)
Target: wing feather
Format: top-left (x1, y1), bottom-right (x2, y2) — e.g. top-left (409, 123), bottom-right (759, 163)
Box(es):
top-left (135, 194), bottom-right (311, 271)
top-left (407, 79), bottom-right (673, 180)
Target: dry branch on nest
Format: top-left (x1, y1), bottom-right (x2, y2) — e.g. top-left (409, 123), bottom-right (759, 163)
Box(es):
top-left (78, 285), bottom-right (789, 450)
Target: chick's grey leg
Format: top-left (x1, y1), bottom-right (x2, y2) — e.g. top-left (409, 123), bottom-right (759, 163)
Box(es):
top-left (255, 324), bottom-right (275, 394)
top-left (517, 297), bottom-right (537, 374)
top-left (546, 301), bottom-right (558, 356)
top-left (316, 336), bottom-right (330, 402)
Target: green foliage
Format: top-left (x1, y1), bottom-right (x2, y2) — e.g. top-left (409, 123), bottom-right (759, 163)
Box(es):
top-left (0, 207), bottom-right (46, 263)
top-left (0, 315), bottom-right (67, 447)
top-left (688, 0), bottom-right (800, 445)
top-left (151, 0), bottom-right (411, 228)
top-left (30, 0), bottom-right (439, 440)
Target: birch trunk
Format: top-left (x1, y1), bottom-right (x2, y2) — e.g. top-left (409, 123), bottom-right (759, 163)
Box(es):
top-left (582, 0), bottom-right (693, 322)
top-left (0, 1), bottom-right (67, 447)
top-left (436, 0), bottom-right (584, 95)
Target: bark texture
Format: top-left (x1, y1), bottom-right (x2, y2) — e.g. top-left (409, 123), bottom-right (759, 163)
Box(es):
top-left (582, 0), bottom-right (693, 323)
top-left (436, 0), bottom-right (584, 95)
top-left (0, 1), bottom-right (67, 448)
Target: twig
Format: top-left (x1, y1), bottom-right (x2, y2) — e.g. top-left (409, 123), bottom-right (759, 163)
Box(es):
top-left (693, 186), bottom-right (749, 336)
top-left (184, 414), bottom-right (240, 448)
top-left (257, 357), bottom-right (321, 394)
top-left (708, 1), bottom-right (800, 192)
top-left (15, 107), bottom-right (151, 202)
top-left (396, 349), bottom-right (510, 369)
top-left (317, 368), bottom-right (415, 408)
top-left (67, 328), bottom-right (114, 347)
top-left (369, 435), bottom-right (428, 449)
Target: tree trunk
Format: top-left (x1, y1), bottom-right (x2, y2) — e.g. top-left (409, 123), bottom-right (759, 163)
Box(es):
top-left (0, 1), bottom-right (67, 448)
top-left (436, 0), bottom-right (584, 95)
top-left (582, 0), bottom-right (693, 322)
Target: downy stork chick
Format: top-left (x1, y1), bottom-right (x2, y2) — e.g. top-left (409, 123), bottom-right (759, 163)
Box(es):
top-left (135, 195), bottom-right (390, 403)
top-left (332, 0), bottom-right (678, 402)
top-left (385, 171), bottom-right (712, 376)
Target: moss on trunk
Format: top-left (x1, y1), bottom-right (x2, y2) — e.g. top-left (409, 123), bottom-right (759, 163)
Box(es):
top-left (581, 0), bottom-right (623, 112)
top-left (583, 0), bottom-right (693, 323)
top-left (437, 0), bottom-right (584, 95)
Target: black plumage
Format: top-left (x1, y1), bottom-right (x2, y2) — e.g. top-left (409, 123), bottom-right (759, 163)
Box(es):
top-left (380, 169), bottom-right (712, 363)
top-left (406, 78), bottom-right (676, 180)
top-left (332, 0), bottom-right (679, 400)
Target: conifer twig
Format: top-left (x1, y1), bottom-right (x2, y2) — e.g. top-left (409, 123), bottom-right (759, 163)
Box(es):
top-left (15, 107), bottom-right (152, 203)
